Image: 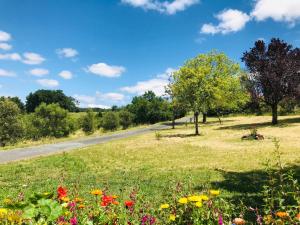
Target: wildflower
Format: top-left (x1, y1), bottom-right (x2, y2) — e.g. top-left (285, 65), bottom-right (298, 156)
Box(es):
top-left (233, 218), bottom-right (246, 225)
top-left (91, 189), bottom-right (102, 196)
top-left (0, 208), bottom-right (8, 219)
top-left (112, 201), bottom-right (119, 205)
top-left (78, 204), bottom-right (85, 209)
top-left (263, 215), bottom-right (273, 224)
top-left (74, 197), bottom-right (83, 203)
top-left (57, 186), bottom-right (67, 199)
top-left (61, 197), bottom-right (70, 202)
top-left (160, 203), bottom-right (170, 209)
top-left (169, 214), bottom-right (176, 221)
top-left (68, 201), bottom-right (76, 211)
top-left (70, 217), bottom-right (78, 225)
top-left (200, 195), bottom-right (209, 201)
top-left (218, 214), bottom-right (223, 225)
top-left (188, 195), bottom-right (202, 202)
top-left (195, 201), bottom-right (202, 208)
top-left (178, 197), bottom-right (188, 204)
top-left (3, 198), bottom-right (12, 205)
top-left (125, 200), bottom-right (134, 208)
top-left (209, 190), bottom-right (220, 196)
top-left (275, 211), bottom-right (289, 218)
top-left (296, 213), bottom-right (300, 221)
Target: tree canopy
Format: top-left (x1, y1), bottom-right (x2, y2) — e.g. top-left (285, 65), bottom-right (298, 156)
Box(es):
top-left (25, 89), bottom-right (78, 113)
top-left (242, 38), bottom-right (300, 124)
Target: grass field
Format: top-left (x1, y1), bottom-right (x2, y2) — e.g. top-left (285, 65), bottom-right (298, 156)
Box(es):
top-left (0, 115), bottom-right (300, 209)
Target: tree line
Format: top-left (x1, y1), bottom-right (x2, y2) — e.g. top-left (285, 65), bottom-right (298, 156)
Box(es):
top-left (0, 90), bottom-right (184, 147)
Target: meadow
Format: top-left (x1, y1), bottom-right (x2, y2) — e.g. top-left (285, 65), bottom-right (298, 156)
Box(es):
top-left (1, 114), bottom-right (300, 210)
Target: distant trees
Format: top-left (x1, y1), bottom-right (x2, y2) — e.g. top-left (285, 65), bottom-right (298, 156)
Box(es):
top-left (26, 89), bottom-right (78, 112)
top-left (119, 110), bottom-right (134, 129)
top-left (31, 103), bottom-right (75, 138)
top-left (0, 100), bottom-right (23, 146)
top-left (0, 96), bottom-right (25, 112)
top-left (128, 91), bottom-right (172, 124)
top-left (170, 51), bottom-right (248, 135)
top-left (81, 109), bottom-right (96, 134)
top-left (242, 38), bottom-right (300, 124)
top-left (102, 111), bottom-right (120, 131)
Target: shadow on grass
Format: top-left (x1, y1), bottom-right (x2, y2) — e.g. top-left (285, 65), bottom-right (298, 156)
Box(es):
top-left (194, 165), bottom-right (300, 208)
top-left (162, 134), bottom-right (198, 138)
top-left (217, 116), bottom-right (300, 131)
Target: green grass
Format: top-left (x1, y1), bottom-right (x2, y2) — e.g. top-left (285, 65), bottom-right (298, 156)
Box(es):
top-left (0, 115), bottom-right (300, 208)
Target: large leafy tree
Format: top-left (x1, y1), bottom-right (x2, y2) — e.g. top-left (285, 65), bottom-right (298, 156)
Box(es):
top-left (170, 51), bottom-right (248, 135)
top-left (26, 89), bottom-right (78, 112)
top-left (242, 38), bottom-right (300, 124)
top-left (0, 96), bottom-right (25, 112)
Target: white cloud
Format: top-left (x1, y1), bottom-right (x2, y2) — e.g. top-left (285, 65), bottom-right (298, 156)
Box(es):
top-left (121, 0), bottom-right (199, 15)
top-left (251, 0), bottom-right (300, 25)
top-left (0, 31), bottom-right (11, 42)
top-left (96, 91), bottom-right (125, 101)
top-left (87, 62), bottom-right (126, 78)
top-left (56, 48), bottom-right (79, 58)
top-left (0, 53), bottom-right (22, 61)
top-left (0, 43), bottom-right (12, 51)
top-left (87, 104), bottom-right (110, 109)
top-left (0, 69), bottom-right (16, 77)
top-left (201, 9), bottom-right (250, 34)
top-left (59, 70), bottom-right (73, 80)
top-left (22, 52), bottom-right (45, 65)
top-left (36, 79), bottom-right (59, 88)
top-left (74, 94), bottom-right (96, 104)
top-left (120, 67), bottom-right (174, 96)
top-left (29, 68), bottom-right (49, 77)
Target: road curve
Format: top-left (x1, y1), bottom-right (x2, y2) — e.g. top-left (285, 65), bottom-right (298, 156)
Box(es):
top-left (0, 121), bottom-right (186, 164)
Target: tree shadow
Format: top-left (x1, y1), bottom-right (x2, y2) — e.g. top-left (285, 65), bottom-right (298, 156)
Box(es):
top-left (217, 116), bottom-right (300, 131)
top-left (162, 134), bottom-right (198, 138)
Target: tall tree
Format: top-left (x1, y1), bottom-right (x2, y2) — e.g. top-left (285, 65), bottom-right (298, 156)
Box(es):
top-left (26, 89), bottom-right (78, 112)
top-left (242, 38), bottom-right (300, 124)
top-left (0, 96), bottom-right (25, 112)
top-left (170, 51), bottom-right (248, 135)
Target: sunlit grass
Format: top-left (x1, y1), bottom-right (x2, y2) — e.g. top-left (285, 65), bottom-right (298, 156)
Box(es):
top-left (0, 115), bottom-right (299, 207)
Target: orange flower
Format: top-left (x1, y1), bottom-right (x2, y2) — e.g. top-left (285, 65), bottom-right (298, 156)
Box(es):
top-left (112, 201), bottom-right (119, 205)
top-left (74, 197), bottom-right (83, 203)
top-left (125, 200), bottom-right (134, 208)
top-left (296, 213), bottom-right (300, 221)
top-left (78, 204), bottom-right (85, 209)
top-left (91, 189), bottom-right (102, 196)
top-left (275, 211), bottom-right (289, 218)
top-left (57, 186), bottom-right (67, 200)
top-left (233, 218), bottom-right (246, 225)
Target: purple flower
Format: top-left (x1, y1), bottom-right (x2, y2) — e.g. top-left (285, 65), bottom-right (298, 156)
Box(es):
top-left (218, 214), bottom-right (223, 225)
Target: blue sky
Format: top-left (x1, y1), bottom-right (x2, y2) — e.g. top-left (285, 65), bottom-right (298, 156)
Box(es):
top-left (0, 0), bottom-right (300, 108)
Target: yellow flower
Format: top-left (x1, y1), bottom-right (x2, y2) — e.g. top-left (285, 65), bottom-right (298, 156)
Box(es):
top-left (0, 208), bottom-right (8, 219)
top-left (200, 195), bottom-right (209, 201)
top-left (195, 201), bottom-right (203, 208)
top-left (178, 197), bottom-right (188, 204)
top-left (160, 203), bottom-right (170, 209)
top-left (187, 195), bottom-right (202, 202)
top-left (3, 198), bottom-right (12, 205)
top-left (169, 214), bottom-right (176, 221)
top-left (91, 189), bottom-right (102, 196)
top-left (61, 197), bottom-right (70, 202)
top-left (209, 190), bottom-right (220, 196)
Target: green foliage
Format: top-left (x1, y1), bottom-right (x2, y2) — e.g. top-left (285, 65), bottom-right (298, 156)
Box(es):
top-left (81, 109), bottom-right (96, 134)
top-left (0, 100), bottom-right (23, 146)
top-left (25, 89), bottom-right (78, 113)
top-left (31, 103), bottom-right (74, 138)
top-left (155, 131), bottom-right (162, 140)
top-left (119, 110), bottom-right (134, 129)
top-left (279, 98), bottom-right (297, 115)
top-left (101, 111), bottom-right (120, 131)
top-left (0, 96), bottom-right (25, 112)
top-left (128, 91), bottom-right (172, 124)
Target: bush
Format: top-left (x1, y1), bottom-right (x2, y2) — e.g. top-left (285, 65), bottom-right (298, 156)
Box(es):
top-left (81, 109), bottom-right (96, 134)
top-left (102, 111), bottom-right (119, 131)
top-left (32, 103), bottom-right (74, 138)
top-left (0, 100), bottom-right (23, 146)
top-left (119, 110), bottom-right (134, 129)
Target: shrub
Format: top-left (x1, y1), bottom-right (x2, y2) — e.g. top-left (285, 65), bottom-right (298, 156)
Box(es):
top-left (0, 100), bottom-right (23, 146)
top-left (119, 110), bottom-right (134, 129)
top-left (101, 112), bottom-right (119, 131)
top-left (155, 131), bottom-right (162, 140)
top-left (81, 109), bottom-right (96, 134)
top-left (32, 103), bottom-right (74, 138)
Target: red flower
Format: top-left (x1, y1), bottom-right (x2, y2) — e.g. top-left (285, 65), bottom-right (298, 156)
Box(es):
top-left (101, 195), bottom-right (114, 207)
top-left (57, 186), bottom-right (67, 199)
top-left (125, 200), bottom-right (134, 208)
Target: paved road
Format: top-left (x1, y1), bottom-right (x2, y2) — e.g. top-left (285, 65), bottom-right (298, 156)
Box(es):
top-left (0, 120), bottom-right (188, 164)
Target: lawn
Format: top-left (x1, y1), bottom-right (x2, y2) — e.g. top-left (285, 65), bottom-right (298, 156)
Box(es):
top-left (0, 115), bottom-right (300, 209)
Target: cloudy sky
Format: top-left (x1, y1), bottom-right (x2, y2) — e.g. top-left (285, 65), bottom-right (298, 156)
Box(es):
top-left (0, 0), bottom-right (300, 108)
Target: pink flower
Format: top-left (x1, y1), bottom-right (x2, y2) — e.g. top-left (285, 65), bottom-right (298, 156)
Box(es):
top-left (70, 217), bottom-right (78, 225)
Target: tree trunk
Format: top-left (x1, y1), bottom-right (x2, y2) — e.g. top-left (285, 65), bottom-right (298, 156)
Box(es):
top-left (172, 116), bottom-right (175, 129)
top-left (271, 104), bottom-right (278, 125)
top-left (202, 113), bottom-right (207, 123)
top-left (194, 111), bottom-right (199, 135)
